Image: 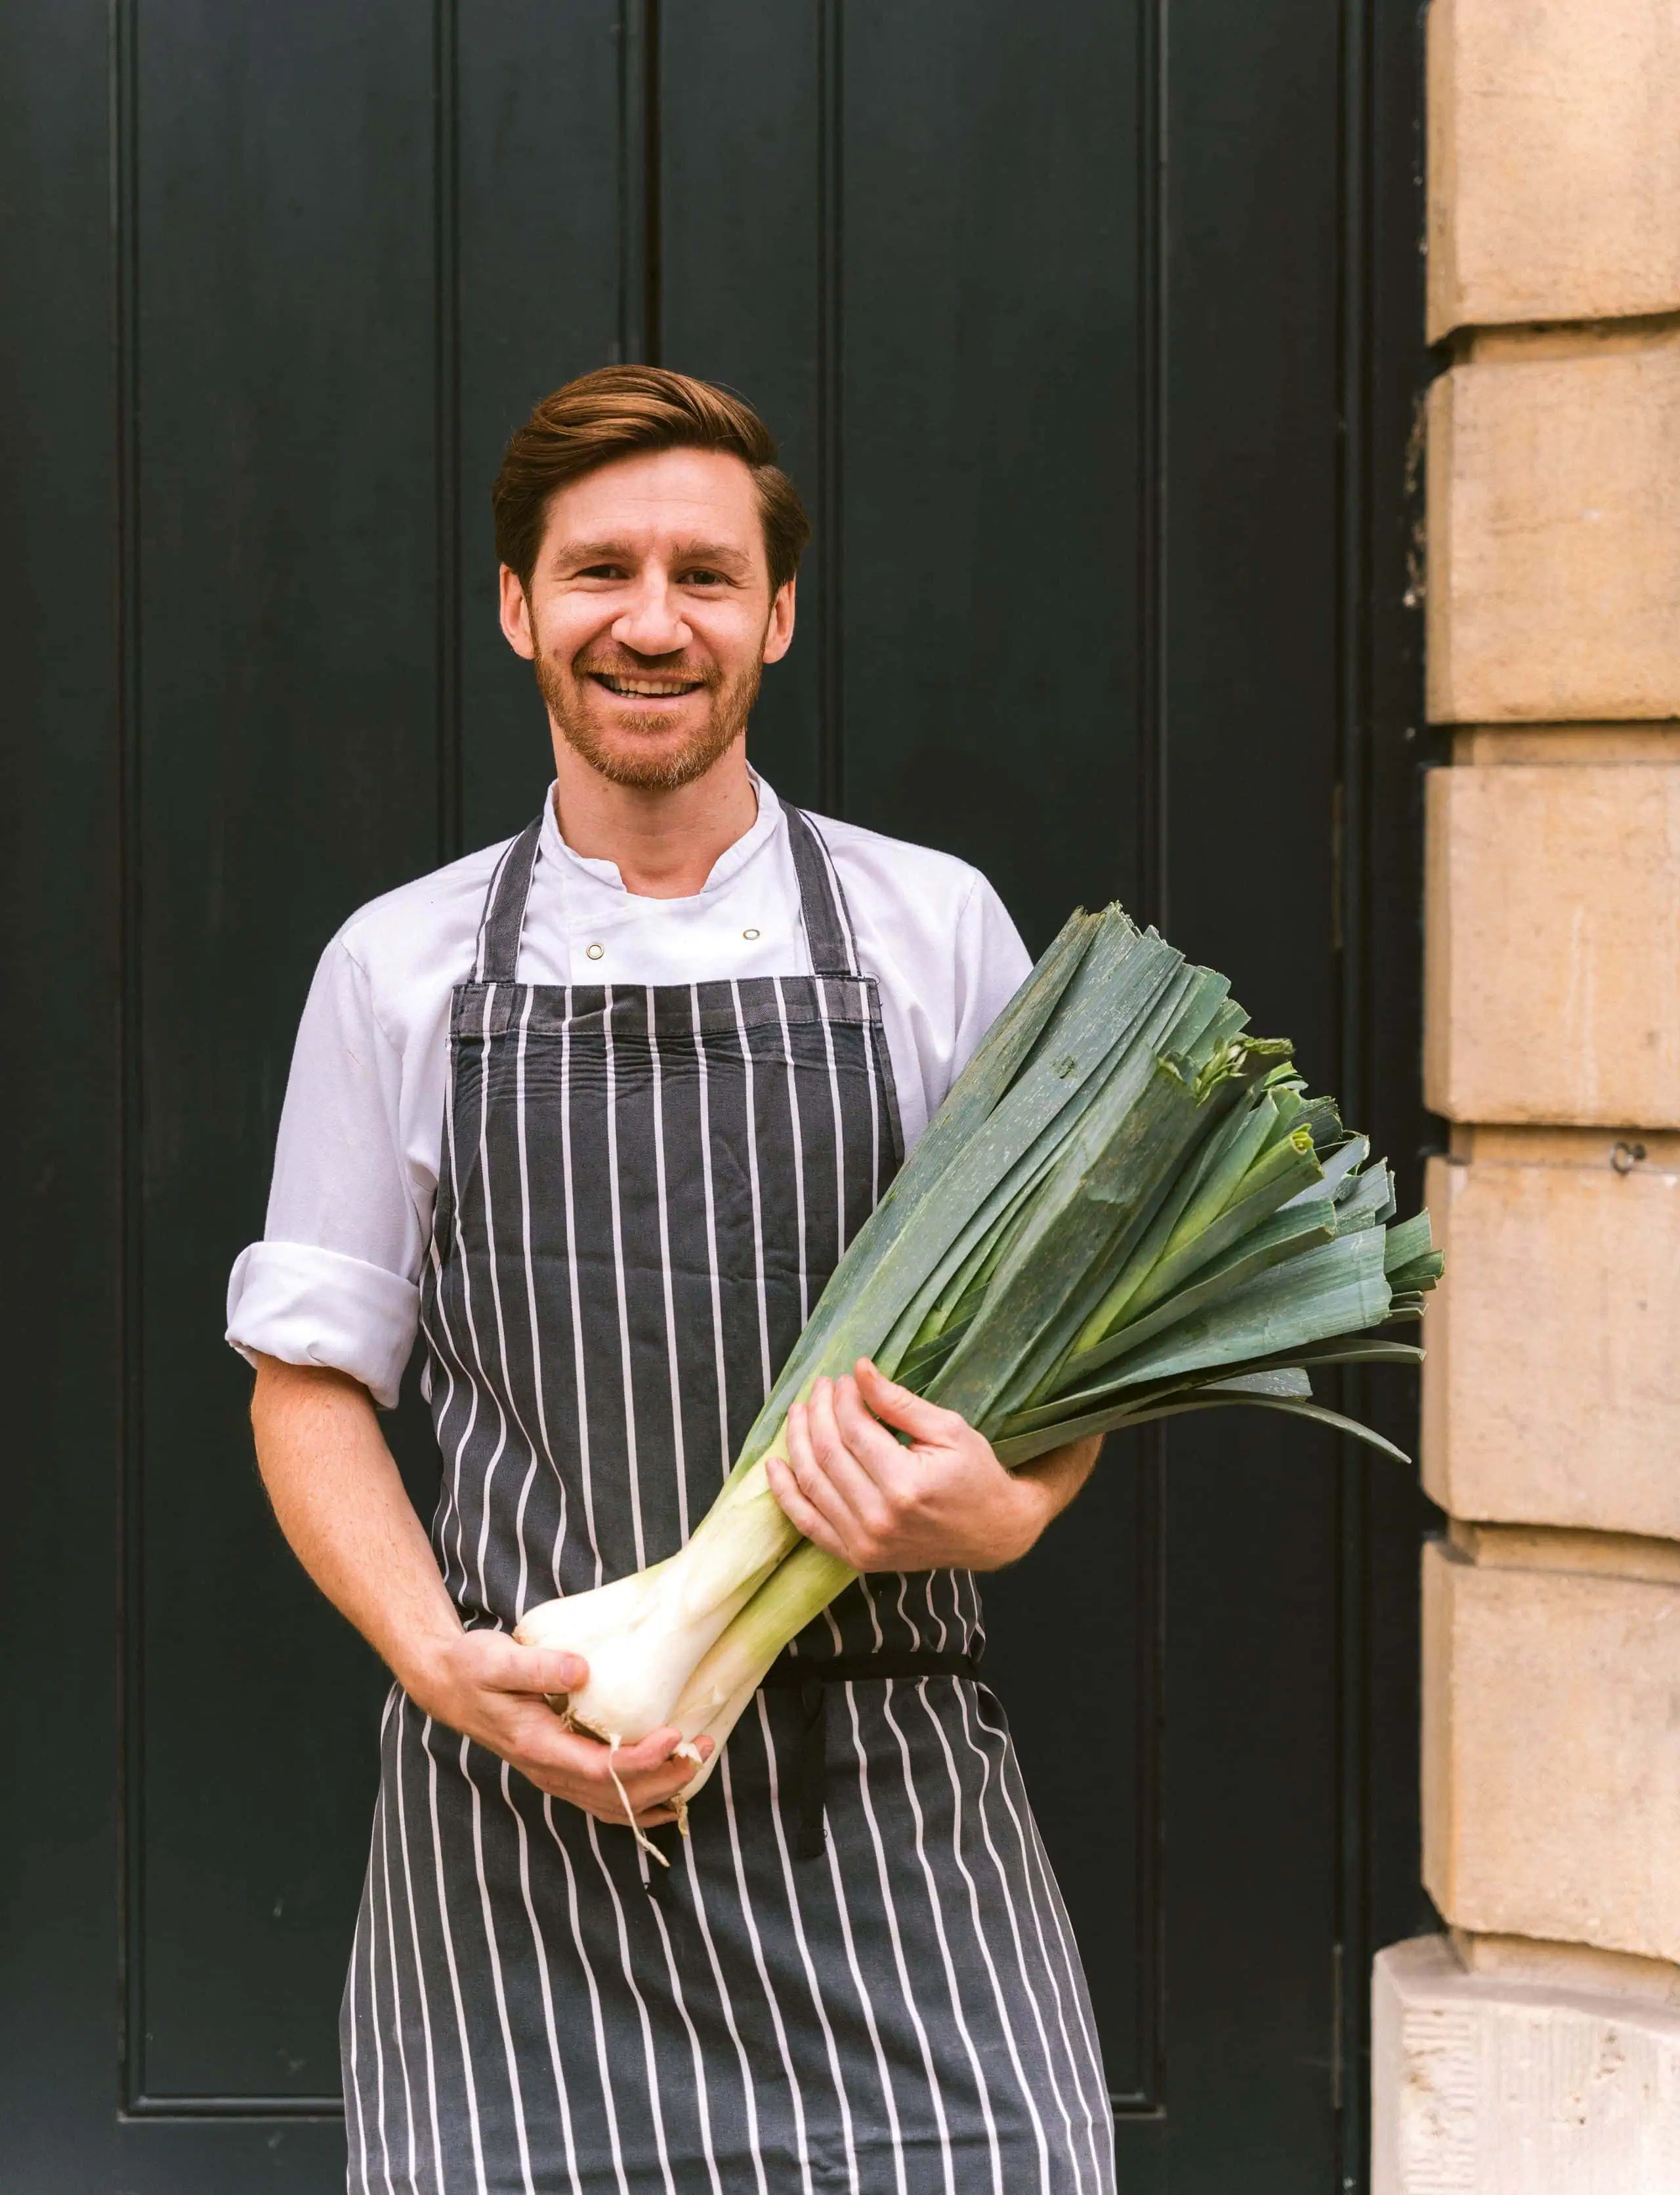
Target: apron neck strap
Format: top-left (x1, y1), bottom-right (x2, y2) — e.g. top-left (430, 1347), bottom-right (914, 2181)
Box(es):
top-left (782, 803), bottom-right (860, 978)
top-left (471, 793), bottom-right (863, 984)
top-left (472, 814), bottom-right (544, 982)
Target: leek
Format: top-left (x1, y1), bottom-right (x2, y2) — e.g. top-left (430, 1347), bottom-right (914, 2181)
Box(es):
top-left (515, 905), bottom-right (1440, 1843)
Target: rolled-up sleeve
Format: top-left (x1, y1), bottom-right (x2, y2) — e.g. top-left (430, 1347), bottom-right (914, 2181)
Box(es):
top-left (226, 1242), bottom-right (419, 1409)
top-left (226, 936), bottom-right (430, 1408)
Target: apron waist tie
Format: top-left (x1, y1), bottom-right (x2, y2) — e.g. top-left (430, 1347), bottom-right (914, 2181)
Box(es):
top-left (759, 1650), bottom-right (980, 1860)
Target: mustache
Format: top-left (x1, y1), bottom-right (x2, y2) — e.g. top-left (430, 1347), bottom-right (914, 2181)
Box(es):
top-left (572, 652), bottom-right (721, 690)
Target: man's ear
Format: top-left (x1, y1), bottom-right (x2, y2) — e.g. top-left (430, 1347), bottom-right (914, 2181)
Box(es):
top-left (763, 574), bottom-right (797, 665)
top-left (499, 565), bottom-right (537, 661)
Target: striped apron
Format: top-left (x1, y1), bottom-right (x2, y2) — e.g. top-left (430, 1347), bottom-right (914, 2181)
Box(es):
top-left (342, 802), bottom-right (1116, 2195)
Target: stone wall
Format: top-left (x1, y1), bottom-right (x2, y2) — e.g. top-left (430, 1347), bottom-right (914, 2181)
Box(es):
top-left (1377, 3), bottom-right (1680, 2188)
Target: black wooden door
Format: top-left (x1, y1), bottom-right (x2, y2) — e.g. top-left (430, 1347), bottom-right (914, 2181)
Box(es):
top-left (1, 4), bottom-right (1438, 2187)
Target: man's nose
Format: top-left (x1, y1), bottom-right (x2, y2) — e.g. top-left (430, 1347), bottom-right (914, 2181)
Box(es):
top-left (612, 575), bottom-right (692, 656)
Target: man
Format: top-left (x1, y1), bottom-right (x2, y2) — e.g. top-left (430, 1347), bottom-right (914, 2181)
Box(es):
top-left (230, 366), bottom-right (1114, 2194)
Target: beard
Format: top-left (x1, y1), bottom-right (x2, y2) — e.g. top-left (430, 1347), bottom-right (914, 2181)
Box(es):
top-left (534, 641), bottom-right (763, 792)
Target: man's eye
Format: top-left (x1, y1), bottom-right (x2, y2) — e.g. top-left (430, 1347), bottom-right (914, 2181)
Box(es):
top-left (682, 568), bottom-right (726, 587)
top-left (576, 564), bottom-right (628, 580)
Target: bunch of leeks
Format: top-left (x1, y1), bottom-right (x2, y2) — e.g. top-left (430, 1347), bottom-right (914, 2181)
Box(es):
top-left (516, 905), bottom-right (1440, 1837)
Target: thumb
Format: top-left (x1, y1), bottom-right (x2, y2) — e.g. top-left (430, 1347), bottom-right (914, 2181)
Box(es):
top-left (493, 1637), bottom-right (589, 1698)
top-left (853, 1358), bottom-right (957, 1442)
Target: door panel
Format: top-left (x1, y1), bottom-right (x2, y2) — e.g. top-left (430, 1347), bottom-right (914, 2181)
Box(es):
top-left (455, 0), bottom-right (628, 843)
top-left (837, 0), bottom-right (1144, 933)
top-left (657, 0), bottom-right (828, 811)
top-left (131, 0), bottom-right (440, 2106)
top-left (0, 1), bottom-right (1434, 2185)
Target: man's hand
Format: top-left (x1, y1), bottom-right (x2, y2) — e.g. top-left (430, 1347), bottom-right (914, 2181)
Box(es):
top-left (404, 1631), bottom-right (711, 1831)
top-left (766, 1358), bottom-right (1085, 1574)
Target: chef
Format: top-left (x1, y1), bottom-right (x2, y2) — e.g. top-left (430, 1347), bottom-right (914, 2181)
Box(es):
top-left (229, 364), bottom-right (1115, 2194)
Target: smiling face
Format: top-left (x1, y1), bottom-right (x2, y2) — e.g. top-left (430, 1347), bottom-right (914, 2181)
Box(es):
top-left (498, 446), bottom-right (796, 793)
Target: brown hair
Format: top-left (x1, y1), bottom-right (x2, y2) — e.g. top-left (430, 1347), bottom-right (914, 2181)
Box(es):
top-left (492, 365), bottom-right (811, 595)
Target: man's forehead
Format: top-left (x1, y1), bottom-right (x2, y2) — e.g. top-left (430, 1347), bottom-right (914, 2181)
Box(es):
top-left (547, 447), bottom-right (759, 532)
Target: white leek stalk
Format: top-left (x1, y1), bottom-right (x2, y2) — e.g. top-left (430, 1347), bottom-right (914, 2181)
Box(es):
top-left (665, 1541), bottom-right (856, 1801)
top-left (515, 1434), bottom-right (804, 1746)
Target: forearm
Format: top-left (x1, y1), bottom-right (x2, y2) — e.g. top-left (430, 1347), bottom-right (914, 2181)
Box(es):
top-left (249, 1352), bottom-right (459, 1695)
top-left (248, 1352), bottom-right (703, 1827)
top-left (1007, 1432), bottom-right (1102, 1553)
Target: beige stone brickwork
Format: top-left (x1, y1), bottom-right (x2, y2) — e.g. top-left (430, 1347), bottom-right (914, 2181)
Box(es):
top-left (1422, 1532), bottom-right (1680, 1963)
top-left (1450, 1928), bottom-right (1680, 2003)
top-left (1373, 1934), bottom-right (1680, 2194)
top-left (1423, 761), bottom-right (1680, 1125)
top-left (1454, 725), bottom-right (1680, 765)
top-left (1421, 1135), bottom-right (1680, 1537)
top-left (1425, 340), bottom-right (1680, 724)
top-left (1427, 0), bottom-right (1680, 339)
top-left (1398, 0), bottom-right (1680, 2181)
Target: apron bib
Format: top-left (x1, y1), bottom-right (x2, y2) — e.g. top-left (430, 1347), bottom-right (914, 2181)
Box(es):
top-left (341, 803), bottom-right (1115, 2195)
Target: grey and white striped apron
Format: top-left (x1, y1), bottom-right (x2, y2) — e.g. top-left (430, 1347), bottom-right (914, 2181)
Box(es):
top-left (343, 801), bottom-right (1116, 2195)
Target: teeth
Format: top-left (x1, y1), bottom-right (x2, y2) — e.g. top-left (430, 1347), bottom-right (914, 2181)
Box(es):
top-left (600, 675), bottom-right (698, 698)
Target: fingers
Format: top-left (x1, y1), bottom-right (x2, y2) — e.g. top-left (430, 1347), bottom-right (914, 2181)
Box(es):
top-left (514, 1717), bottom-right (709, 1814)
top-left (610, 1726), bottom-right (702, 1774)
top-left (765, 1444), bottom-right (849, 1562)
top-left (773, 1377), bottom-right (929, 1572)
top-left (853, 1358), bottom-right (963, 1444)
top-left (541, 1722), bottom-right (684, 1782)
top-left (830, 1372), bottom-right (918, 1490)
top-left (811, 1376), bottom-right (909, 1518)
top-left (528, 1761), bottom-right (692, 1816)
top-left (776, 1390), bottom-right (868, 1554)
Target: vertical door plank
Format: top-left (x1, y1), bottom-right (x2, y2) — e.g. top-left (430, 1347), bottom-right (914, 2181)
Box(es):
top-left (1156, 0), bottom-right (1345, 2183)
top-left (657, 1), bottom-right (826, 808)
top-left (0, 0), bottom-right (127, 2181)
top-left (456, 0), bottom-right (627, 846)
top-left (839, 0), bottom-right (1144, 946)
top-left (131, 0), bottom-right (443, 2104)
top-left (835, 0), bottom-right (1156, 2120)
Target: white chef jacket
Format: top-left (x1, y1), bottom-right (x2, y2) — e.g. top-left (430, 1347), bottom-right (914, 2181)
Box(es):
top-left (226, 774), bottom-right (1032, 1408)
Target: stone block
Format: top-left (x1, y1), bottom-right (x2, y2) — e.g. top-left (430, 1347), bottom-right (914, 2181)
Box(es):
top-left (1422, 1536), bottom-right (1680, 1962)
top-left (1454, 726), bottom-right (1680, 765)
top-left (1426, 343), bottom-right (1680, 723)
top-left (1421, 1138), bottom-right (1680, 1538)
top-left (1373, 1933), bottom-right (1680, 2193)
top-left (1450, 1928), bottom-right (1680, 2005)
top-left (1427, 0), bottom-right (1680, 338)
top-left (1423, 763), bottom-right (1680, 1125)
